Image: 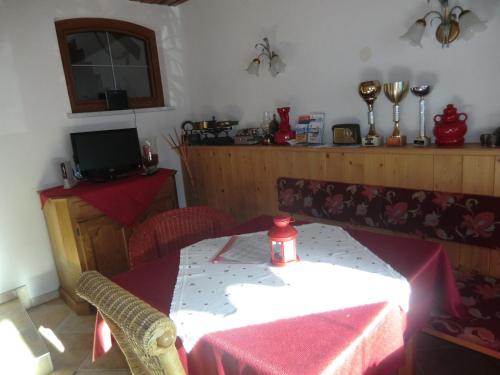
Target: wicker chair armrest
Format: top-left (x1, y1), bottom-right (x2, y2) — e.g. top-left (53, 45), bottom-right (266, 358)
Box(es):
top-left (76, 271), bottom-right (178, 359)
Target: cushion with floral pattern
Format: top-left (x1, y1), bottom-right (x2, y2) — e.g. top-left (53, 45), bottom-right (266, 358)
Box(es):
top-left (277, 177), bottom-right (500, 250)
top-left (427, 270), bottom-right (500, 352)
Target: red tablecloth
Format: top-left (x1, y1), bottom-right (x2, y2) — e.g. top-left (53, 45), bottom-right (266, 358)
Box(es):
top-left (39, 168), bottom-right (175, 226)
top-left (94, 215), bottom-right (463, 374)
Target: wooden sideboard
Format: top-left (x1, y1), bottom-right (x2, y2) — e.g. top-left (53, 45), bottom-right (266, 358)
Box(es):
top-left (183, 144), bottom-right (500, 277)
top-left (43, 173), bottom-right (178, 314)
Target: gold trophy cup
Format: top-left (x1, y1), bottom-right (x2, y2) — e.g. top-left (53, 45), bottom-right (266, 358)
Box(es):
top-left (384, 81), bottom-right (409, 146)
top-left (358, 80), bottom-right (383, 146)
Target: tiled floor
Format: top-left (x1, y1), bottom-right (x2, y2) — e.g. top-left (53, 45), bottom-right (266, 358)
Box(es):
top-left (26, 298), bottom-right (500, 375)
top-left (27, 298), bottom-right (130, 375)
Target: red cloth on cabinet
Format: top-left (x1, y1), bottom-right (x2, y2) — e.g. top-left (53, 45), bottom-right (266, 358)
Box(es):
top-left (39, 168), bottom-right (175, 226)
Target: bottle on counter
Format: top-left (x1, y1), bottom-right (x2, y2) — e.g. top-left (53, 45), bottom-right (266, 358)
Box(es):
top-left (269, 114), bottom-right (280, 142)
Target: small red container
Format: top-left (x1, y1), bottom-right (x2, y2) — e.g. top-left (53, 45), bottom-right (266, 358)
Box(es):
top-left (433, 104), bottom-right (468, 147)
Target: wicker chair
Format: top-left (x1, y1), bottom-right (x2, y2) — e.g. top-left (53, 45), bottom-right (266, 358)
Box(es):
top-left (128, 206), bottom-right (236, 269)
top-left (76, 271), bottom-right (186, 375)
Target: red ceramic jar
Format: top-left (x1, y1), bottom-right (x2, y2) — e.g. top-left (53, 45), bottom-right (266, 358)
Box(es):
top-left (433, 104), bottom-right (468, 146)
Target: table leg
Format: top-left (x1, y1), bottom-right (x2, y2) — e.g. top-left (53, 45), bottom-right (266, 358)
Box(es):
top-left (398, 335), bottom-right (416, 375)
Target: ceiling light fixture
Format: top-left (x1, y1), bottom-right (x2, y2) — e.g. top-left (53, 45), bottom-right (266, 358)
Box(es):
top-left (400, 0), bottom-right (487, 48)
top-left (246, 37), bottom-right (286, 77)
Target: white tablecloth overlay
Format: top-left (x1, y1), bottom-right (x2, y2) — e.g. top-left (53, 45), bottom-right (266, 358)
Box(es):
top-left (170, 223), bottom-right (410, 352)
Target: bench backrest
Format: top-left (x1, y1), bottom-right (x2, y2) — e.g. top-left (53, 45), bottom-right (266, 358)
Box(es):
top-left (278, 177), bottom-right (500, 250)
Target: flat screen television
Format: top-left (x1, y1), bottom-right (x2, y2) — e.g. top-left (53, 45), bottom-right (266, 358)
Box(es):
top-left (70, 128), bottom-right (142, 182)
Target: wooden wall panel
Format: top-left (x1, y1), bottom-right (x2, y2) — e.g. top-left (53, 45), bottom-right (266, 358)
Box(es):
top-left (343, 153), bottom-right (365, 184)
top-left (407, 155), bottom-right (434, 190)
top-left (434, 155), bottom-right (463, 193)
top-left (384, 154), bottom-right (433, 190)
top-left (438, 241), bottom-right (461, 269)
top-left (460, 245), bottom-right (491, 275)
top-left (203, 150), bottom-right (220, 208)
top-left (489, 249), bottom-right (500, 278)
top-left (363, 154), bottom-right (385, 186)
top-left (254, 150), bottom-right (279, 218)
top-left (230, 149), bottom-right (259, 221)
top-left (323, 151), bottom-right (344, 181)
top-left (185, 148), bottom-right (202, 205)
top-left (495, 156), bottom-right (500, 197)
top-left (215, 150), bottom-right (233, 216)
top-left (185, 145), bottom-right (500, 277)
top-left (291, 151), bottom-right (326, 180)
top-left (462, 156), bottom-right (495, 195)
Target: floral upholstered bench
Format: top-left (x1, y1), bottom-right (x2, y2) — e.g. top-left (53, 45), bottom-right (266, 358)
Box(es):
top-left (424, 269), bottom-right (500, 359)
top-left (277, 177), bottom-right (500, 249)
top-left (277, 177), bottom-right (500, 358)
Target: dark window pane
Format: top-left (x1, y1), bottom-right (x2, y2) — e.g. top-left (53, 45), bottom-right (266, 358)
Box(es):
top-left (72, 66), bottom-right (114, 100)
top-left (115, 67), bottom-right (151, 98)
top-left (109, 33), bottom-right (148, 66)
top-left (67, 32), bottom-right (111, 65)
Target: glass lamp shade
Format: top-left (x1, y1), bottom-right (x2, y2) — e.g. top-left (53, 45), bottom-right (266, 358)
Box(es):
top-left (459, 10), bottom-right (487, 41)
top-left (400, 19), bottom-right (426, 47)
top-left (269, 54), bottom-right (286, 77)
top-left (246, 58), bottom-right (260, 76)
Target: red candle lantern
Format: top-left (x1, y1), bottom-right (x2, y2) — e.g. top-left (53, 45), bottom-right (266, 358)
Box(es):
top-left (268, 215), bottom-right (298, 266)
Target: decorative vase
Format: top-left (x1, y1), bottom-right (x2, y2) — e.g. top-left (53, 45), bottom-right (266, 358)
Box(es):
top-left (141, 138), bottom-right (159, 174)
top-left (274, 107), bottom-right (295, 145)
top-left (433, 104), bottom-right (468, 146)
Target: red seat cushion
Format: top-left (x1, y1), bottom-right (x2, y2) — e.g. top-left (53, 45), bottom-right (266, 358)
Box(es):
top-left (427, 270), bottom-right (500, 352)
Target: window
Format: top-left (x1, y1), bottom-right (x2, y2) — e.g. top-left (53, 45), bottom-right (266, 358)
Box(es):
top-left (55, 18), bottom-right (164, 113)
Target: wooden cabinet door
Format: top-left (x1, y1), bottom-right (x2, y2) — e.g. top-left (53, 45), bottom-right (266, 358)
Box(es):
top-left (77, 216), bottom-right (129, 277)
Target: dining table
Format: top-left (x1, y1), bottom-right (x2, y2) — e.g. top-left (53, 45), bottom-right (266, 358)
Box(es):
top-left (92, 215), bottom-right (463, 375)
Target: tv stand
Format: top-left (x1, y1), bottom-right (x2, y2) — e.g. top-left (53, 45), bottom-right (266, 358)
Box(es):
top-left (41, 171), bottom-right (178, 314)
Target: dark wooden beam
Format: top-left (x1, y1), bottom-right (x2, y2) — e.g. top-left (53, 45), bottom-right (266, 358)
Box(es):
top-left (130, 0), bottom-right (189, 6)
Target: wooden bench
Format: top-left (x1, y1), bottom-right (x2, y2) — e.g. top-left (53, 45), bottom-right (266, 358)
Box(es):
top-left (424, 269), bottom-right (500, 359)
top-left (277, 177), bottom-right (500, 359)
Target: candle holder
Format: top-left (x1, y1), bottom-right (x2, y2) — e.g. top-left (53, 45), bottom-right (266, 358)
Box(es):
top-left (268, 216), bottom-right (298, 266)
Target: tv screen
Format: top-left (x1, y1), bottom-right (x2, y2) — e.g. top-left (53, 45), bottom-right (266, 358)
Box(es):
top-left (70, 128), bottom-right (142, 181)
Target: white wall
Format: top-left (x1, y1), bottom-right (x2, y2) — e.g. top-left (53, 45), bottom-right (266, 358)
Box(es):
top-left (0, 0), bottom-right (191, 299)
top-left (1, 0), bottom-right (499, 301)
top-left (181, 0), bottom-right (500, 142)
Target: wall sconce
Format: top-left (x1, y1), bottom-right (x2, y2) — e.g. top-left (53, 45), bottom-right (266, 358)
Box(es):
top-left (400, 0), bottom-right (486, 48)
top-left (246, 37), bottom-right (286, 77)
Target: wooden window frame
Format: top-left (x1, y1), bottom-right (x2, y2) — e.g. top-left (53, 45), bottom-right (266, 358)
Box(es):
top-left (55, 18), bottom-right (164, 113)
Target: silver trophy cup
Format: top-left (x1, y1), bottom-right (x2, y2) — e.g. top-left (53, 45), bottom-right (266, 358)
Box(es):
top-left (411, 85), bottom-right (432, 146)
